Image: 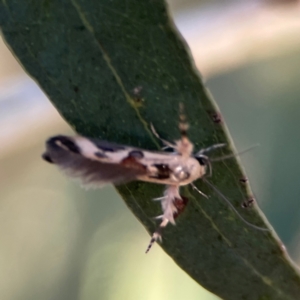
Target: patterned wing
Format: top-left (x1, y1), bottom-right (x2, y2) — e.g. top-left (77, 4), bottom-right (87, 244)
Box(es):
top-left (42, 135), bottom-right (147, 186)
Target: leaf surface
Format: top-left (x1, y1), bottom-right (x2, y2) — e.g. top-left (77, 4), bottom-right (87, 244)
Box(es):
top-left (1, 1), bottom-right (300, 299)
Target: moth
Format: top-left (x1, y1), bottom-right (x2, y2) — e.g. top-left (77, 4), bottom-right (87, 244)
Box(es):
top-left (42, 106), bottom-right (268, 252)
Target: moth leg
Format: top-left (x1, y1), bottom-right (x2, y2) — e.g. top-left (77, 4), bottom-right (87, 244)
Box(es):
top-left (152, 196), bottom-right (167, 201)
top-left (150, 123), bottom-right (176, 150)
top-left (145, 218), bottom-right (168, 253)
top-left (195, 143), bottom-right (226, 156)
top-left (190, 182), bottom-right (209, 199)
top-left (146, 185), bottom-right (189, 253)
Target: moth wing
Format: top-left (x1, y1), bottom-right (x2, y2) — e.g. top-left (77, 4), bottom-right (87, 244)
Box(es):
top-left (42, 135), bottom-right (147, 186)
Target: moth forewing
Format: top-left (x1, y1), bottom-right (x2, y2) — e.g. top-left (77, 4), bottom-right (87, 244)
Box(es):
top-left (43, 135), bottom-right (148, 186)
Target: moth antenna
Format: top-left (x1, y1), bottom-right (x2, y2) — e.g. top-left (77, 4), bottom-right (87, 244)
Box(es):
top-left (150, 123), bottom-right (176, 149)
top-left (176, 103), bottom-right (194, 156)
top-left (202, 178), bottom-right (270, 231)
top-left (162, 146), bottom-right (172, 150)
top-left (196, 143), bottom-right (226, 156)
top-left (190, 183), bottom-right (209, 199)
top-left (178, 103), bottom-right (189, 139)
top-left (210, 144), bottom-right (260, 162)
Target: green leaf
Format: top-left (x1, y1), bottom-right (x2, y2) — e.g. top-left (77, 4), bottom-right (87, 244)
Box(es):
top-left (1, 1), bottom-right (299, 299)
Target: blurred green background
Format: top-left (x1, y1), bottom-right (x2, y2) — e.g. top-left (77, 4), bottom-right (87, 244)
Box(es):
top-left (1, 1), bottom-right (300, 299)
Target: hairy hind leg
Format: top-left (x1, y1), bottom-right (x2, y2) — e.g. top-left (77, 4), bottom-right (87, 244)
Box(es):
top-left (146, 186), bottom-right (188, 253)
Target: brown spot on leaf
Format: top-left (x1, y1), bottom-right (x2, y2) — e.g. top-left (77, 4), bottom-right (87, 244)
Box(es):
top-left (132, 86), bottom-right (144, 106)
top-left (208, 110), bottom-right (222, 124)
top-left (239, 177), bottom-right (248, 184)
top-left (241, 197), bottom-right (255, 208)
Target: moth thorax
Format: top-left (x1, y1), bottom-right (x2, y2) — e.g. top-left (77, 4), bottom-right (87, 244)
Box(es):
top-left (173, 165), bottom-right (190, 181)
top-left (200, 164), bottom-right (207, 177)
top-left (175, 138), bottom-right (194, 156)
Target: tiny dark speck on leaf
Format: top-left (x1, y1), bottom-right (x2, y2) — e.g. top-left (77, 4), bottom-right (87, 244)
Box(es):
top-left (73, 86), bottom-right (79, 93)
top-left (217, 234), bottom-right (223, 241)
top-left (239, 177), bottom-right (248, 184)
top-left (241, 197), bottom-right (255, 208)
top-left (208, 111), bottom-right (222, 124)
top-left (75, 25), bottom-right (85, 31)
top-left (132, 86), bottom-right (144, 106)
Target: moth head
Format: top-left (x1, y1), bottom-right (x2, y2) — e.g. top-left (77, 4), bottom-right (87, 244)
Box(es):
top-left (193, 143), bottom-right (226, 177)
top-left (194, 155), bottom-right (212, 178)
top-left (194, 155), bottom-right (209, 167)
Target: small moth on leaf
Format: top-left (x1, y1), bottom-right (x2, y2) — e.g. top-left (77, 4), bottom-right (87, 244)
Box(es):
top-left (42, 105), bottom-right (268, 252)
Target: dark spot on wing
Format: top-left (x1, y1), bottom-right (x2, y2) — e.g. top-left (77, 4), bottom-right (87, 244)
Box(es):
top-left (129, 150), bottom-right (144, 159)
top-left (47, 136), bottom-right (81, 154)
top-left (94, 151), bottom-right (107, 158)
top-left (150, 164), bottom-right (171, 180)
top-left (120, 156), bottom-right (147, 172)
top-left (89, 139), bottom-right (125, 152)
top-left (42, 152), bottom-right (53, 163)
top-left (99, 146), bottom-right (115, 152)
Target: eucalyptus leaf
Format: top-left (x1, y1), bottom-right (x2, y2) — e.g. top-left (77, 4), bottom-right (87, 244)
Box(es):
top-left (1, 0), bottom-right (300, 299)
